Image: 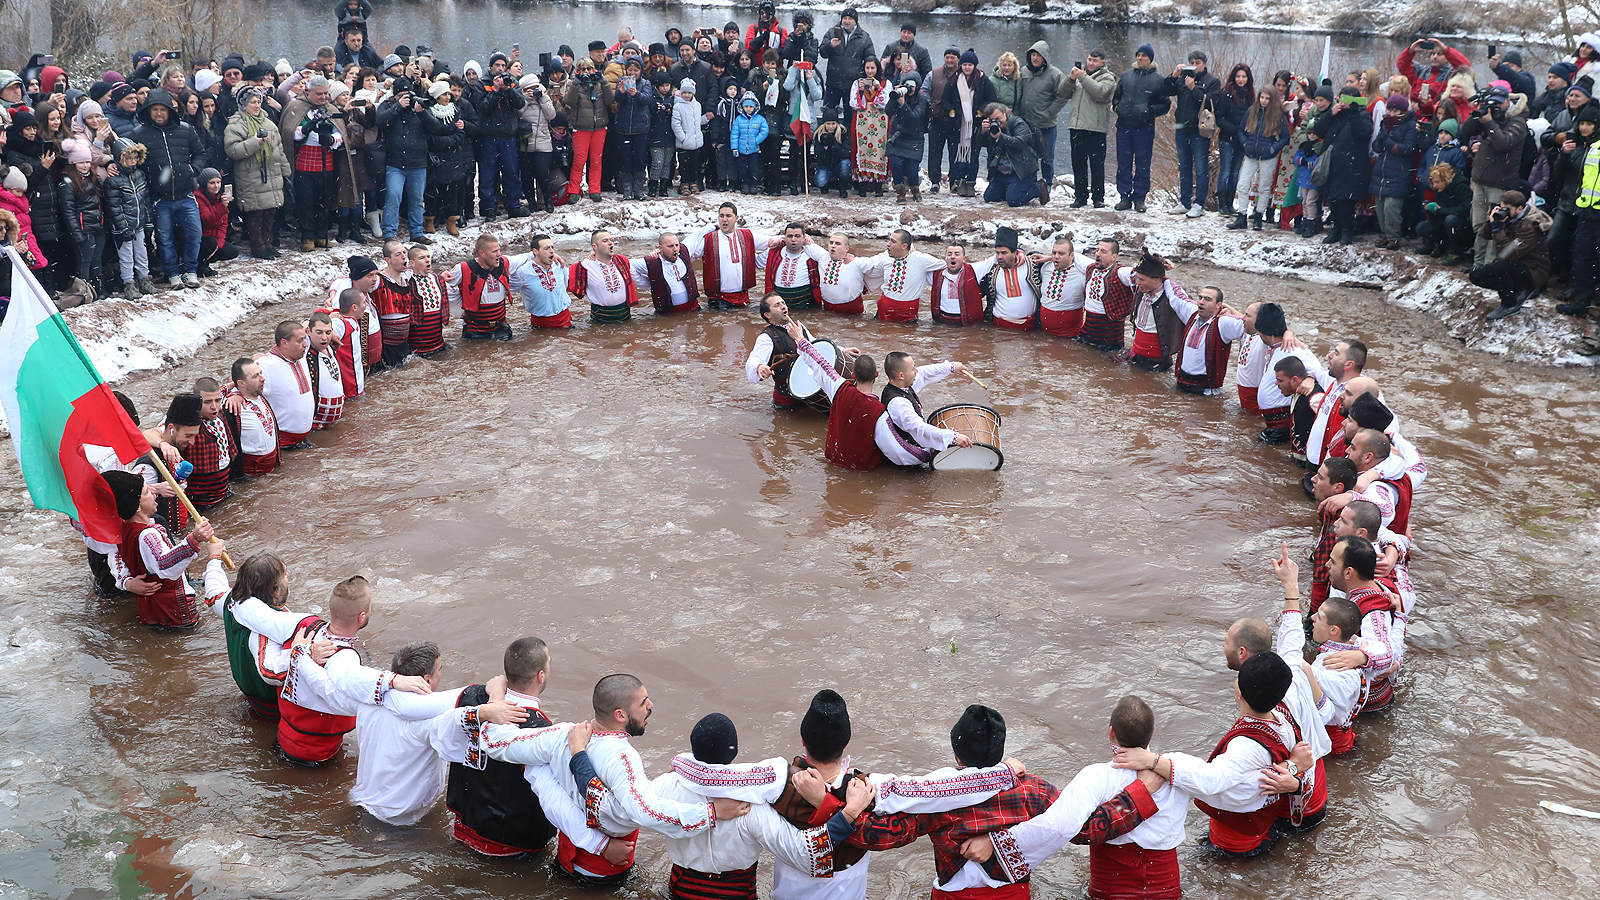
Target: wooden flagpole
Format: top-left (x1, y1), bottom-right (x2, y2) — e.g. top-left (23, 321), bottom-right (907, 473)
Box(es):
top-left (146, 451), bottom-right (235, 569)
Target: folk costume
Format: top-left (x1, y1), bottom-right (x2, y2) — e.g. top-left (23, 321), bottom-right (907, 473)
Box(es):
top-left (409, 268), bottom-right (452, 354)
top-left (1233, 334), bottom-right (1271, 416)
top-left (1031, 254), bottom-right (1089, 338)
top-left (571, 254), bottom-right (640, 323)
top-left (209, 591), bottom-right (318, 720)
top-left (183, 411), bottom-right (237, 507)
top-left (931, 263), bottom-right (984, 326)
top-left (880, 363), bottom-right (963, 465)
top-left (631, 252), bottom-right (701, 314)
top-left (748, 321), bottom-right (819, 409)
top-left (450, 256), bottom-right (514, 340)
top-left (1278, 610), bottom-right (1370, 756)
top-left (369, 269), bottom-right (415, 365)
top-left (222, 384), bottom-right (279, 476)
top-left (1175, 308), bottom-right (1246, 396)
top-left (1256, 340), bottom-right (1331, 434)
top-left (257, 348), bottom-right (315, 449)
top-left (971, 229), bottom-right (1039, 330)
top-left (1079, 260), bottom-right (1135, 350)
top-left (818, 256), bottom-right (872, 315)
top-left (309, 339), bottom-right (344, 430)
top-left (327, 266), bottom-right (383, 382)
top-left (864, 250), bottom-right (942, 323)
top-left (763, 242), bottom-right (830, 310)
top-left (275, 626), bottom-right (362, 764)
top-left (796, 337), bottom-right (885, 471)
top-left (688, 224), bottom-right (771, 307)
top-left (1122, 255), bottom-right (1189, 371)
top-left (101, 470), bottom-right (226, 629)
top-left (508, 253), bottom-right (574, 328)
top-left (443, 687), bottom-right (570, 858)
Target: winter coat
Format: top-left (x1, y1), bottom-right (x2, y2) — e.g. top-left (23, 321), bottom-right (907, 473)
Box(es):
top-left (667, 61), bottom-right (716, 109)
top-left (564, 76), bottom-right (615, 131)
top-left (1016, 41), bottom-right (1070, 128)
top-left (282, 95), bottom-right (360, 209)
top-left (342, 104), bottom-right (376, 193)
top-left (1369, 113), bottom-right (1421, 198)
top-left (1426, 174), bottom-right (1472, 219)
top-left (4, 152), bottom-right (62, 244)
top-left (1238, 107), bottom-right (1290, 159)
top-left (1550, 136), bottom-right (1595, 213)
top-left (194, 188), bottom-right (228, 243)
top-left (1482, 206), bottom-right (1550, 286)
top-left (0, 189), bottom-right (45, 265)
top-left (224, 110), bottom-right (292, 211)
top-left (106, 106), bottom-right (139, 138)
top-left (427, 102), bottom-right (475, 184)
top-left (1215, 88), bottom-right (1252, 146)
top-left (1534, 87), bottom-right (1569, 122)
top-left (730, 103), bottom-right (769, 155)
top-left (940, 72), bottom-right (997, 131)
top-left (924, 64), bottom-right (960, 123)
top-left (711, 89), bottom-right (740, 144)
top-left (376, 96), bottom-right (453, 170)
top-left (1112, 66), bottom-right (1170, 130)
top-left (746, 69), bottom-right (790, 134)
top-left (1163, 68), bottom-right (1222, 129)
top-left (102, 165), bottom-right (149, 238)
top-left (881, 38), bottom-right (932, 76)
top-left (1311, 104), bottom-right (1373, 203)
top-left (991, 66), bottom-right (1021, 112)
top-left (1417, 137), bottom-right (1467, 189)
top-left (612, 83), bottom-right (654, 135)
top-left (812, 123), bottom-right (849, 169)
top-left (129, 89), bottom-right (205, 201)
top-left (57, 174), bottom-right (104, 241)
top-left (819, 23), bottom-right (875, 96)
top-left (518, 86), bottom-right (560, 153)
top-left (1458, 94), bottom-right (1530, 189)
top-left (783, 65), bottom-right (824, 131)
top-left (887, 89), bottom-right (930, 158)
top-left (1490, 62), bottom-right (1538, 101)
top-left (672, 96), bottom-right (705, 150)
top-left (471, 81), bottom-right (526, 140)
top-left (1063, 64), bottom-right (1116, 133)
top-left (984, 114), bottom-right (1041, 181)
top-left (1398, 45), bottom-right (1470, 107)
top-left (649, 91), bottom-right (677, 147)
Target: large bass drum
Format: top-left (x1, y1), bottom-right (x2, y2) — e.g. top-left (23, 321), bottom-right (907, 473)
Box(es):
top-left (927, 404), bottom-right (1003, 470)
top-left (777, 339), bottom-right (840, 411)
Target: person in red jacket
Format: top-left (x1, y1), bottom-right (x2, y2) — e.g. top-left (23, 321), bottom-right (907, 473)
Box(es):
top-left (193, 168), bottom-right (240, 277)
top-left (1397, 37), bottom-right (1470, 110)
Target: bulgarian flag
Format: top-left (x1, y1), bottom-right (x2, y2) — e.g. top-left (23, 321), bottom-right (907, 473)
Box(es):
top-left (0, 245), bottom-right (150, 544)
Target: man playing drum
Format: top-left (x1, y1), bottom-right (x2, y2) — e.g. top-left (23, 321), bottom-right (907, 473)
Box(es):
top-left (880, 351), bottom-right (973, 465)
top-left (748, 294), bottom-right (859, 410)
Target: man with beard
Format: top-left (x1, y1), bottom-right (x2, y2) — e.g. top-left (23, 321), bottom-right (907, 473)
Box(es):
top-left (747, 293), bottom-right (845, 409)
top-left (931, 244), bottom-right (983, 326)
top-left (1028, 235), bottom-right (1089, 338)
top-left (631, 231), bottom-right (702, 314)
top-left (970, 226), bottom-right (1040, 329)
top-left (183, 377), bottom-right (237, 508)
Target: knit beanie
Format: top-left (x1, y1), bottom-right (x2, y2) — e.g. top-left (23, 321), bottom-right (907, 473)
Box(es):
top-left (1437, 118), bottom-right (1459, 136)
top-left (690, 713), bottom-right (739, 765)
top-left (102, 470), bottom-right (145, 520)
top-left (348, 255), bottom-right (378, 280)
top-left (87, 82), bottom-right (113, 103)
top-left (799, 690), bottom-right (850, 761)
top-left (275, 58), bottom-right (293, 77)
top-left (1313, 84), bottom-right (1335, 103)
top-left (1136, 44), bottom-right (1155, 62)
top-left (3, 166), bottom-right (27, 192)
top-left (383, 54), bottom-right (404, 73)
top-left (1238, 653), bottom-right (1293, 714)
top-left (195, 70), bottom-right (223, 93)
top-left (197, 167), bottom-right (221, 186)
top-left (428, 80), bottom-right (452, 100)
top-left (1386, 94), bottom-right (1409, 114)
top-left (62, 139), bottom-right (93, 165)
top-left (960, 49), bottom-right (979, 67)
top-left (679, 78), bottom-right (696, 94)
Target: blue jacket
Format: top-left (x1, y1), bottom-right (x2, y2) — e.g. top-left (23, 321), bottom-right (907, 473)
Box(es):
top-left (730, 97), bottom-right (768, 155)
top-left (613, 85), bottom-right (654, 135)
top-left (1368, 113), bottom-right (1421, 198)
top-left (1417, 137), bottom-right (1466, 186)
top-left (1238, 108), bottom-right (1290, 160)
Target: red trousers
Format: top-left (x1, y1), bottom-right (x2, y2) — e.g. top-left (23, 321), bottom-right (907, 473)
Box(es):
top-left (569, 129), bottom-right (606, 195)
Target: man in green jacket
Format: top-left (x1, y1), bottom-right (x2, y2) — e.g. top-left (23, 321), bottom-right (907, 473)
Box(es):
top-left (1063, 49), bottom-right (1116, 207)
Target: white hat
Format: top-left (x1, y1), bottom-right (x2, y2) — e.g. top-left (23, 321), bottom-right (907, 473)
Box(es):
top-left (428, 80), bottom-right (452, 99)
top-left (328, 81), bottom-right (350, 99)
top-left (679, 78), bottom-right (696, 94)
top-left (195, 69), bottom-right (223, 93)
top-left (275, 58), bottom-right (293, 77)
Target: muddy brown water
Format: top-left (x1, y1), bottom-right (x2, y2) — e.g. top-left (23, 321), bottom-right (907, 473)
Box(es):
top-left (2, 251), bottom-right (1600, 898)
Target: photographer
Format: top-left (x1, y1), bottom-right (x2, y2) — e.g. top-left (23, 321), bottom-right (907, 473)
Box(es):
top-left (979, 103), bottom-right (1043, 207)
top-left (886, 75), bottom-right (929, 202)
top-left (472, 67), bottom-right (528, 219)
top-left (1162, 50), bottom-right (1221, 217)
top-left (818, 7), bottom-right (873, 109)
top-left (1471, 190), bottom-right (1550, 320)
top-left (376, 77), bottom-right (453, 241)
top-left (781, 12), bottom-right (819, 67)
top-left (1398, 36), bottom-right (1470, 108)
top-left (746, 1), bottom-right (789, 57)
top-left (1459, 83), bottom-right (1530, 271)
top-left (281, 75), bottom-right (349, 252)
top-left (517, 72), bottom-right (561, 212)
top-left (562, 57), bottom-right (614, 201)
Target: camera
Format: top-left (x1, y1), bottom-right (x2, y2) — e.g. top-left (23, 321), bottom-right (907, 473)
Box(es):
top-left (1418, 40), bottom-right (1435, 50)
top-left (1181, 67), bottom-right (1196, 78)
top-left (1074, 61), bottom-right (1085, 71)
top-left (165, 50), bottom-right (182, 60)
top-left (577, 70), bottom-right (601, 84)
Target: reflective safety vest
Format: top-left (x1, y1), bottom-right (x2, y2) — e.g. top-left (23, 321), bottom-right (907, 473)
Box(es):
top-left (1576, 144), bottom-right (1600, 209)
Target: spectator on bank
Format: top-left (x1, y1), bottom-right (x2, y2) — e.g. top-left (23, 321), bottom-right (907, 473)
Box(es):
top-left (563, 56), bottom-right (614, 202)
top-left (1474, 190), bottom-right (1551, 319)
top-left (991, 52), bottom-right (1021, 113)
top-left (224, 87), bottom-right (292, 260)
top-left (1369, 95), bottom-right (1420, 249)
top-left (812, 107), bottom-right (850, 196)
top-left (337, 27), bottom-right (382, 74)
top-left (58, 140), bottom-right (106, 293)
top-left (941, 50), bottom-right (993, 198)
top-left (1230, 88), bottom-right (1289, 230)
top-left (104, 140), bottom-right (152, 296)
top-left (1419, 162), bottom-right (1474, 263)
top-left (518, 73), bottom-right (561, 210)
top-left (1399, 36), bottom-right (1470, 110)
top-left (376, 77), bottom-right (450, 241)
top-left (425, 80), bottom-right (474, 235)
top-left (880, 22), bottom-right (931, 77)
top-left (849, 57), bottom-right (890, 196)
top-left (1312, 85), bottom-right (1374, 246)
top-left (1164, 49), bottom-right (1221, 218)
top-left (670, 78), bottom-right (704, 194)
top-left (1017, 40), bottom-right (1069, 187)
top-left (1488, 49), bottom-right (1537, 100)
top-left (130, 88), bottom-right (204, 289)
top-left (887, 75), bottom-right (928, 202)
top-left (473, 66), bottom-right (528, 218)
top-left (980, 102), bottom-right (1040, 207)
top-left (1112, 43), bottom-right (1169, 211)
top-left (193, 168), bottom-right (240, 276)
top-left (1214, 63), bottom-right (1254, 219)
top-left (5, 109), bottom-right (64, 291)
top-left (923, 49), bottom-right (961, 194)
top-left (1064, 50), bottom-right (1115, 208)
top-left (1459, 83), bottom-right (1530, 270)
top-left (281, 75), bottom-right (347, 252)
top-left (819, 7), bottom-right (873, 109)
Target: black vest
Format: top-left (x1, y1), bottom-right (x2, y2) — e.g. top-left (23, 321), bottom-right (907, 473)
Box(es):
top-left (765, 323), bottom-right (800, 398)
top-left (444, 684), bottom-right (559, 852)
top-left (880, 383), bottom-right (924, 447)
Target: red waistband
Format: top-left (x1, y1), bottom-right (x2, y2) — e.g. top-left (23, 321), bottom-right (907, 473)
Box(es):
top-left (772, 388), bottom-right (805, 407)
top-left (1039, 306), bottom-right (1085, 337)
top-left (876, 295), bottom-right (919, 322)
top-left (1237, 383), bottom-right (1263, 415)
top-left (993, 314), bottom-right (1038, 331)
top-left (823, 295), bottom-right (865, 315)
top-left (1327, 722), bottom-right (1356, 755)
top-left (453, 815), bottom-right (546, 857)
top-left (1088, 843), bottom-right (1181, 900)
top-left (715, 290), bottom-right (750, 306)
top-left (1130, 329), bottom-right (1163, 356)
top-left (556, 829), bottom-right (637, 878)
top-left (277, 429), bottom-right (310, 448)
top-left (240, 450), bottom-right (278, 476)
top-left (531, 310), bottom-right (574, 329)
top-left (932, 882), bottom-right (1030, 900)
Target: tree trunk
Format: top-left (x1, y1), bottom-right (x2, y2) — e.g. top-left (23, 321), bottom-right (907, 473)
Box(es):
top-left (48, 0), bottom-right (96, 57)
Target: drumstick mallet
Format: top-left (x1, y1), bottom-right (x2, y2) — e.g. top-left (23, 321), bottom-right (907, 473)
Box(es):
top-left (963, 370), bottom-right (989, 391)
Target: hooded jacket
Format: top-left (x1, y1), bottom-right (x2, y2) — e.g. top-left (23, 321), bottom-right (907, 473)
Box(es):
top-left (128, 89), bottom-right (204, 200)
top-left (103, 143), bottom-right (150, 237)
top-left (57, 171), bottom-right (105, 241)
top-left (516, 78), bottom-right (560, 153)
top-left (3, 113), bottom-right (62, 243)
top-left (224, 106), bottom-right (293, 211)
top-left (1458, 93), bottom-right (1530, 189)
top-left (563, 74), bottom-right (615, 131)
top-left (1017, 41), bottom-right (1070, 128)
top-left (730, 94), bottom-right (769, 154)
top-left (672, 93), bottom-right (705, 150)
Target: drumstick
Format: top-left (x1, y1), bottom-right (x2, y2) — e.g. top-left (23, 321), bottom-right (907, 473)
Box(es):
top-left (963, 370), bottom-right (989, 391)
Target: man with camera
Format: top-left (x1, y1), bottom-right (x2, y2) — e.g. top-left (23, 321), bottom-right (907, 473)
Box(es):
top-left (281, 75), bottom-right (350, 252)
top-left (979, 104), bottom-right (1042, 207)
top-left (1471, 190), bottom-right (1550, 321)
top-left (1064, 51), bottom-right (1115, 208)
top-left (1162, 50), bottom-right (1221, 218)
top-left (376, 77), bottom-right (454, 242)
top-left (1458, 83), bottom-right (1530, 271)
top-left (818, 7), bottom-right (873, 110)
top-left (1397, 37), bottom-right (1470, 109)
top-left (880, 23), bottom-right (931, 78)
top-left (473, 67), bottom-right (529, 220)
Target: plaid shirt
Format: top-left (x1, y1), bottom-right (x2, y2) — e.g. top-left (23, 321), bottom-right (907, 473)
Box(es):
top-left (1309, 505), bottom-right (1339, 610)
top-left (847, 774), bottom-right (1060, 884)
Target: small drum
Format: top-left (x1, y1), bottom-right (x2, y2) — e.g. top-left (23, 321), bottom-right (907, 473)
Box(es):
top-left (927, 404), bottom-right (1004, 471)
top-left (778, 339), bottom-right (840, 411)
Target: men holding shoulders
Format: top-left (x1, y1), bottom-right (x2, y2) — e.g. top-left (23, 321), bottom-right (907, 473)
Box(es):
top-left (970, 226), bottom-right (1040, 329)
top-left (863, 229), bottom-right (943, 323)
top-left (632, 232), bottom-right (701, 314)
top-left (688, 203), bottom-right (774, 309)
top-left (570, 229), bottom-right (640, 323)
top-left (1174, 285), bottom-right (1246, 395)
top-left (1029, 235), bottom-right (1089, 338)
top-left (508, 234), bottom-right (574, 329)
top-left (763, 223), bottom-right (830, 311)
top-left (257, 320), bottom-right (316, 452)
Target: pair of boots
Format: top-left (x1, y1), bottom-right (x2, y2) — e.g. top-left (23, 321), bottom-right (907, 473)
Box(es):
top-left (1227, 211), bottom-right (1263, 231)
top-left (1295, 216), bottom-right (1323, 238)
top-left (894, 183), bottom-right (923, 203)
top-left (1215, 191), bottom-right (1235, 218)
top-left (953, 180), bottom-right (977, 197)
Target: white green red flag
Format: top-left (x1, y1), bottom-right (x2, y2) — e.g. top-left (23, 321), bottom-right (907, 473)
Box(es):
top-left (0, 245), bottom-right (150, 543)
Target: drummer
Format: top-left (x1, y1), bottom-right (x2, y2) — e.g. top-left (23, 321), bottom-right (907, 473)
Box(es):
top-left (747, 293), bottom-right (860, 409)
top-left (881, 351), bottom-right (974, 464)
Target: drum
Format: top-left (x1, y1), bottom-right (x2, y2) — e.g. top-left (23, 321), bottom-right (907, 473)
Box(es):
top-left (778, 339), bottom-right (839, 411)
top-left (927, 404), bottom-right (1004, 471)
